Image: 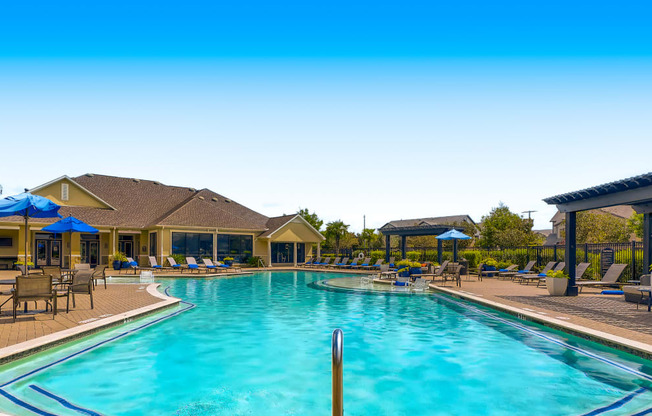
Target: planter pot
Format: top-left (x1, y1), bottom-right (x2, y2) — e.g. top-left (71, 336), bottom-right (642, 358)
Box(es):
top-left (121, 261), bottom-right (131, 269)
top-left (547, 277), bottom-right (568, 296)
top-left (398, 269), bottom-right (410, 278)
top-left (113, 260), bottom-right (122, 270)
top-left (225, 260), bottom-right (233, 266)
top-left (483, 265), bottom-right (497, 277)
top-left (410, 267), bottom-right (422, 275)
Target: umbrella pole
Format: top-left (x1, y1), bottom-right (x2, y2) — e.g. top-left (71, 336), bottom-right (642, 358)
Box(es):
top-left (24, 215), bottom-right (28, 274)
top-left (69, 231), bottom-right (72, 269)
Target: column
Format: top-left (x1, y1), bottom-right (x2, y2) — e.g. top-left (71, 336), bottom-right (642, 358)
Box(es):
top-left (401, 236), bottom-right (407, 260)
top-left (317, 242), bottom-right (321, 258)
top-left (385, 235), bottom-right (391, 262)
top-left (268, 240), bottom-right (272, 267)
top-left (644, 213), bottom-right (652, 274)
top-left (437, 239), bottom-right (443, 264)
top-left (565, 211), bottom-right (578, 296)
top-left (293, 242), bottom-right (298, 267)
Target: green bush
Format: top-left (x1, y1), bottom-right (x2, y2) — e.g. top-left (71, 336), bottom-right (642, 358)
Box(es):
top-left (167, 253), bottom-right (185, 266)
top-left (247, 256), bottom-right (264, 267)
top-left (406, 251), bottom-right (421, 261)
top-left (460, 251), bottom-right (482, 268)
top-left (370, 250), bottom-right (385, 264)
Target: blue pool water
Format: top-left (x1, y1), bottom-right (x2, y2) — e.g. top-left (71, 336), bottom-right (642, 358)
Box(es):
top-left (1, 271), bottom-right (652, 415)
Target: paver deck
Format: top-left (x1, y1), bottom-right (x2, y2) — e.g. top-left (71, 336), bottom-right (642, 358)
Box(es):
top-left (434, 276), bottom-right (652, 346)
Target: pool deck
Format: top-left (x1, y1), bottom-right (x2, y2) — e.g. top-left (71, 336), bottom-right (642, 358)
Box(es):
top-left (427, 276), bottom-right (652, 358)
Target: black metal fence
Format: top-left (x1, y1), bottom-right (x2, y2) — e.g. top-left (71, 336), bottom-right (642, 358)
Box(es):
top-left (321, 242), bottom-right (646, 281)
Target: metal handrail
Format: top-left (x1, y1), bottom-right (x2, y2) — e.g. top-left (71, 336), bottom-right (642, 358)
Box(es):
top-left (332, 328), bottom-right (343, 416)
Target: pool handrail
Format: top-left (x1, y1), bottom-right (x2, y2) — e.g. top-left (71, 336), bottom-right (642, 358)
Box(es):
top-left (332, 328), bottom-right (343, 416)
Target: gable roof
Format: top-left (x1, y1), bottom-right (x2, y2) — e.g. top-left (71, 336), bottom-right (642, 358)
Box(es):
top-left (3, 174), bottom-right (270, 230)
top-left (380, 215), bottom-right (476, 230)
top-left (258, 214), bottom-right (325, 239)
top-left (30, 175), bottom-right (117, 210)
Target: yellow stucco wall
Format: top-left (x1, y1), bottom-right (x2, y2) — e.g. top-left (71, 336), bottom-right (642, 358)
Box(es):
top-left (269, 220), bottom-right (323, 243)
top-left (33, 177), bottom-right (111, 208)
top-left (0, 229), bottom-right (19, 258)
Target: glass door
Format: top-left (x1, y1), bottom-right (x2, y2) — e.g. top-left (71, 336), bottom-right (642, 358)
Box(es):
top-left (36, 239), bottom-right (48, 266)
top-left (89, 241), bottom-right (99, 267)
top-left (50, 240), bottom-right (61, 266)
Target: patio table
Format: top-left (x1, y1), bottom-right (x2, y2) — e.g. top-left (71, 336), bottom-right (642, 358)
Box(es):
top-left (638, 287), bottom-right (652, 312)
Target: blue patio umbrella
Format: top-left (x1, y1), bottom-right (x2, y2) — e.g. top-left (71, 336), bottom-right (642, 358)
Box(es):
top-left (43, 216), bottom-right (98, 268)
top-left (0, 193), bottom-right (61, 270)
top-left (436, 229), bottom-right (471, 262)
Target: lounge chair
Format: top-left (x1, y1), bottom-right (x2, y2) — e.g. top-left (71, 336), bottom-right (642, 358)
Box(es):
top-left (411, 278), bottom-right (428, 292)
top-left (330, 257), bottom-right (349, 268)
top-left (308, 257), bottom-right (322, 268)
top-left (352, 258), bottom-right (371, 269)
top-left (318, 257), bottom-right (333, 267)
top-left (167, 257), bottom-right (184, 272)
top-left (201, 258), bottom-right (220, 272)
top-left (363, 259), bottom-right (383, 270)
top-left (496, 265), bottom-right (518, 280)
top-left (215, 260), bottom-right (242, 272)
top-left (518, 262), bottom-right (557, 284)
top-left (185, 257), bottom-right (205, 273)
top-left (393, 276), bottom-right (410, 287)
top-left (388, 257), bottom-right (396, 268)
top-left (624, 274), bottom-right (651, 304)
top-left (378, 264), bottom-right (398, 280)
top-left (66, 270), bottom-right (94, 313)
top-left (537, 262), bottom-right (590, 287)
top-left (92, 265), bottom-right (108, 289)
top-left (576, 264), bottom-right (628, 293)
top-left (327, 257), bottom-right (341, 268)
top-left (299, 257), bottom-right (314, 267)
top-left (148, 256), bottom-right (167, 271)
top-left (420, 260), bottom-right (449, 281)
top-left (500, 261), bottom-right (536, 280)
top-left (13, 275), bottom-right (56, 322)
top-left (341, 259), bottom-right (359, 269)
top-left (126, 257), bottom-right (141, 274)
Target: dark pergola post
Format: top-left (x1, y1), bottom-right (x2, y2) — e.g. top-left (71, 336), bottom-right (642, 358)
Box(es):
top-left (385, 234), bottom-right (391, 263)
top-left (437, 240), bottom-right (442, 264)
top-left (401, 236), bottom-right (407, 260)
top-left (565, 212), bottom-right (578, 296)
top-left (644, 213), bottom-right (652, 274)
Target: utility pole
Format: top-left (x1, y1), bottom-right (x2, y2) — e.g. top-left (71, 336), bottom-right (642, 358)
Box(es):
top-left (522, 210), bottom-right (537, 220)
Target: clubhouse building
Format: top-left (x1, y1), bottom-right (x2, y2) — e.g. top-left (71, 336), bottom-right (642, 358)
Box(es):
top-left (0, 174), bottom-right (324, 269)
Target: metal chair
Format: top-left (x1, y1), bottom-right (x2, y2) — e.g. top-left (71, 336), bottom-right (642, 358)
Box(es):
top-left (13, 275), bottom-right (56, 322)
top-left (67, 270), bottom-right (94, 312)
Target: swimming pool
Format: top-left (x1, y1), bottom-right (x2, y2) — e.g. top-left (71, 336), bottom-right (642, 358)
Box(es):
top-left (1, 271), bottom-right (651, 415)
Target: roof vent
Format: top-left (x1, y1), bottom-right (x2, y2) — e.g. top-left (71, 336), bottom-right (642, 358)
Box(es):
top-left (224, 198), bottom-right (231, 203)
top-left (133, 178), bottom-right (141, 183)
top-left (198, 196), bottom-right (205, 200)
top-left (85, 173), bottom-right (94, 177)
top-left (188, 188), bottom-right (196, 192)
top-left (153, 181), bottom-right (160, 185)
top-left (211, 197), bottom-right (219, 202)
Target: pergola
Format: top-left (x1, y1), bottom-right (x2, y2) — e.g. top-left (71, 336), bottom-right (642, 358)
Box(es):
top-left (544, 172), bottom-right (652, 296)
top-left (378, 222), bottom-right (463, 263)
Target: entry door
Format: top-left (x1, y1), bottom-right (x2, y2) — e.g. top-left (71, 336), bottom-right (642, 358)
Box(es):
top-left (35, 239), bottom-right (62, 267)
top-left (35, 239), bottom-right (49, 266)
top-left (81, 240), bottom-right (100, 267)
top-left (50, 240), bottom-right (61, 266)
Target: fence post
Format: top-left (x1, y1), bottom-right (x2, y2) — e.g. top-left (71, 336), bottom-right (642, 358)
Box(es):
top-left (632, 240), bottom-right (636, 279)
top-left (584, 243), bottom-right (589, 263)
top-left (553, 246), bottom-right (557, 262)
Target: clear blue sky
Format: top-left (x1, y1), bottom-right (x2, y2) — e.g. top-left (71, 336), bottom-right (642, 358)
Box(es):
top-left (1, 0), bottom-right (651, 231)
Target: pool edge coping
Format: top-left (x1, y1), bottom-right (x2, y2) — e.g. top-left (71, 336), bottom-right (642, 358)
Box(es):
top-left (431, 285), bottom-right (652, 360)
top-left (0, 283), bottom-right (180, 364)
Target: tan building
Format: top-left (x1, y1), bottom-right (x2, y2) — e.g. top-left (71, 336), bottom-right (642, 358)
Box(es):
top-left (0, 174), bottom-right (324, 269)
top-left (547, 205), bottom-right (636, 245)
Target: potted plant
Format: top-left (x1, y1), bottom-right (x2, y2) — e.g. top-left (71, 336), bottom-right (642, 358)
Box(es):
top-left (546, 270), bottom-right (569, 296)
top-left (112, 251), bottom-right (127, 270)
top-left (396, 260), bottom-right (411, 277)
top-left (224, 256), bottom-right (234, 266)
top-left (483, 258), bottom-right (498, 277)
top-left (409, 261), bottom-right (423, 275)
top-left (14, 260), bottom-right (34, 271)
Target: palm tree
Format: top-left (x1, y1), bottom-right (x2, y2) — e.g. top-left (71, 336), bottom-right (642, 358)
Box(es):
top-left (324, 220), bottom-right (349, 255)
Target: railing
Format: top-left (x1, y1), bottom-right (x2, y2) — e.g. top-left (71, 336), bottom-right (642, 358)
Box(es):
top-left (332, 328), bottom-right (343, 416)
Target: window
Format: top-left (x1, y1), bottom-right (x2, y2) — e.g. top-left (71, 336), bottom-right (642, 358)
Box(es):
top-left (171, 232), bottom-right (213, 261)
top-left (0, 237), bottom-right (12, 247)
top-left (149, 232), bottom-right (157, 257)
top-left (61, 183), bottom-right (69, 201)
top-left (216, 234), bottom-right (253, 262)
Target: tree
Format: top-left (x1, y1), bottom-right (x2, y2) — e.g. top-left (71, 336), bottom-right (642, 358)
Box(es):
top-left (358, 228), bottom-right (377, 251)
top-left (628, 213), bottom-right (644, 239)
top-left (297, 208), bottom-right (323, 231)
top-left (478, 203), bottom-right (538, 248)
top-left (324, 220), bottom-right (349, 254)
top-left (570, 211), bottom-right (630, 243)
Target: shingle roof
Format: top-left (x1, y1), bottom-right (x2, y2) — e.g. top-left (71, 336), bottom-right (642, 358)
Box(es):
top-left (3, 174), bottom-right (270, 230)
top-left (379, 215), bottom-right (475, 230)
top-left (543, 172), bottom-right (652, 205)
top-left (258, 214), bottom-right (298, 238)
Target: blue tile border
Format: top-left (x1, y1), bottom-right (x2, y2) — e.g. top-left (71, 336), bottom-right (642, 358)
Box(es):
top-left (28, 385), bottom-right (101, 416)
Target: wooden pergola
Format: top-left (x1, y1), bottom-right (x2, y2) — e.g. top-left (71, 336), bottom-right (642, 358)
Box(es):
top-left (544, 172), bottom-right (652, 296)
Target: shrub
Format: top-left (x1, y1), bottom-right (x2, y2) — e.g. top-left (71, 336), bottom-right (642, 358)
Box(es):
top-left (406, 251), bottom-right (421, 261)
top-left (247, 256), bottom-right (263, 267)
top-left (370, 250), bottom-right (385, 263)
top-left (352, 250), bottom-right (364, 259)
top-left (460, 251), bottom-right (482, 268)
top-left (166, 254), bottom-right (185, 267)
top-left (547, 270), bottom-right (568, 279)
top-left (484, 258), bottom-right (498, 268)
top-left (395, 259), bottom-right (411, 267)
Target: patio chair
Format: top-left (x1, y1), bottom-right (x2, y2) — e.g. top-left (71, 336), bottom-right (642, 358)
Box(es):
top-left (420, 260), bottom-right (449, 281)
top-left (411, 278), bottom-right (428, 292)
top-left (518, 262), bottom-right (557, 284)
top-left (92, 265), bottom-right (108, 289)
top-left (327, 257), bottom-right (341, 268)
top-left (167, 257), bottom-right (184, 272)
top-left (66, 270), bottom-right (94, 313)
top-left (352, 258), bottom-right (371, 269)
top-left (393, 276), bottom-right (410, 287)
top-left (148, 256), bottom-right (167, 271)
top-left (363, 259), bottom-right (384, 270)
top-left (329, 257), bottom-right (348, 268)
top-left (624, 274), bottom-right (651, 304)
top-left (308, 257), bottom-right (322, 268)
top-left (185, 257), bottom-right (205, 273)
top-left (126, 257), bottom-right (141, 274)
top-left (444, 264), bottom-right (463, 287)
top-left (497, 265), bottom-right (518, 280)
top-left (299, 257), bottom-right (314, 267)
top-left (203, 258), bottom-right (227, 273)
top-left (502, 261), bottom-right (536, 280)
top-left (13, 275), bottom-right (56, 322)
top-left (42, 266), bottom-right (67, 285)
top-left (319, 257), bottom-right (333, 267)
top-left (341, 259), bottom-right (359, 269)
top-left (576, 264), bottom-right (628, 293)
